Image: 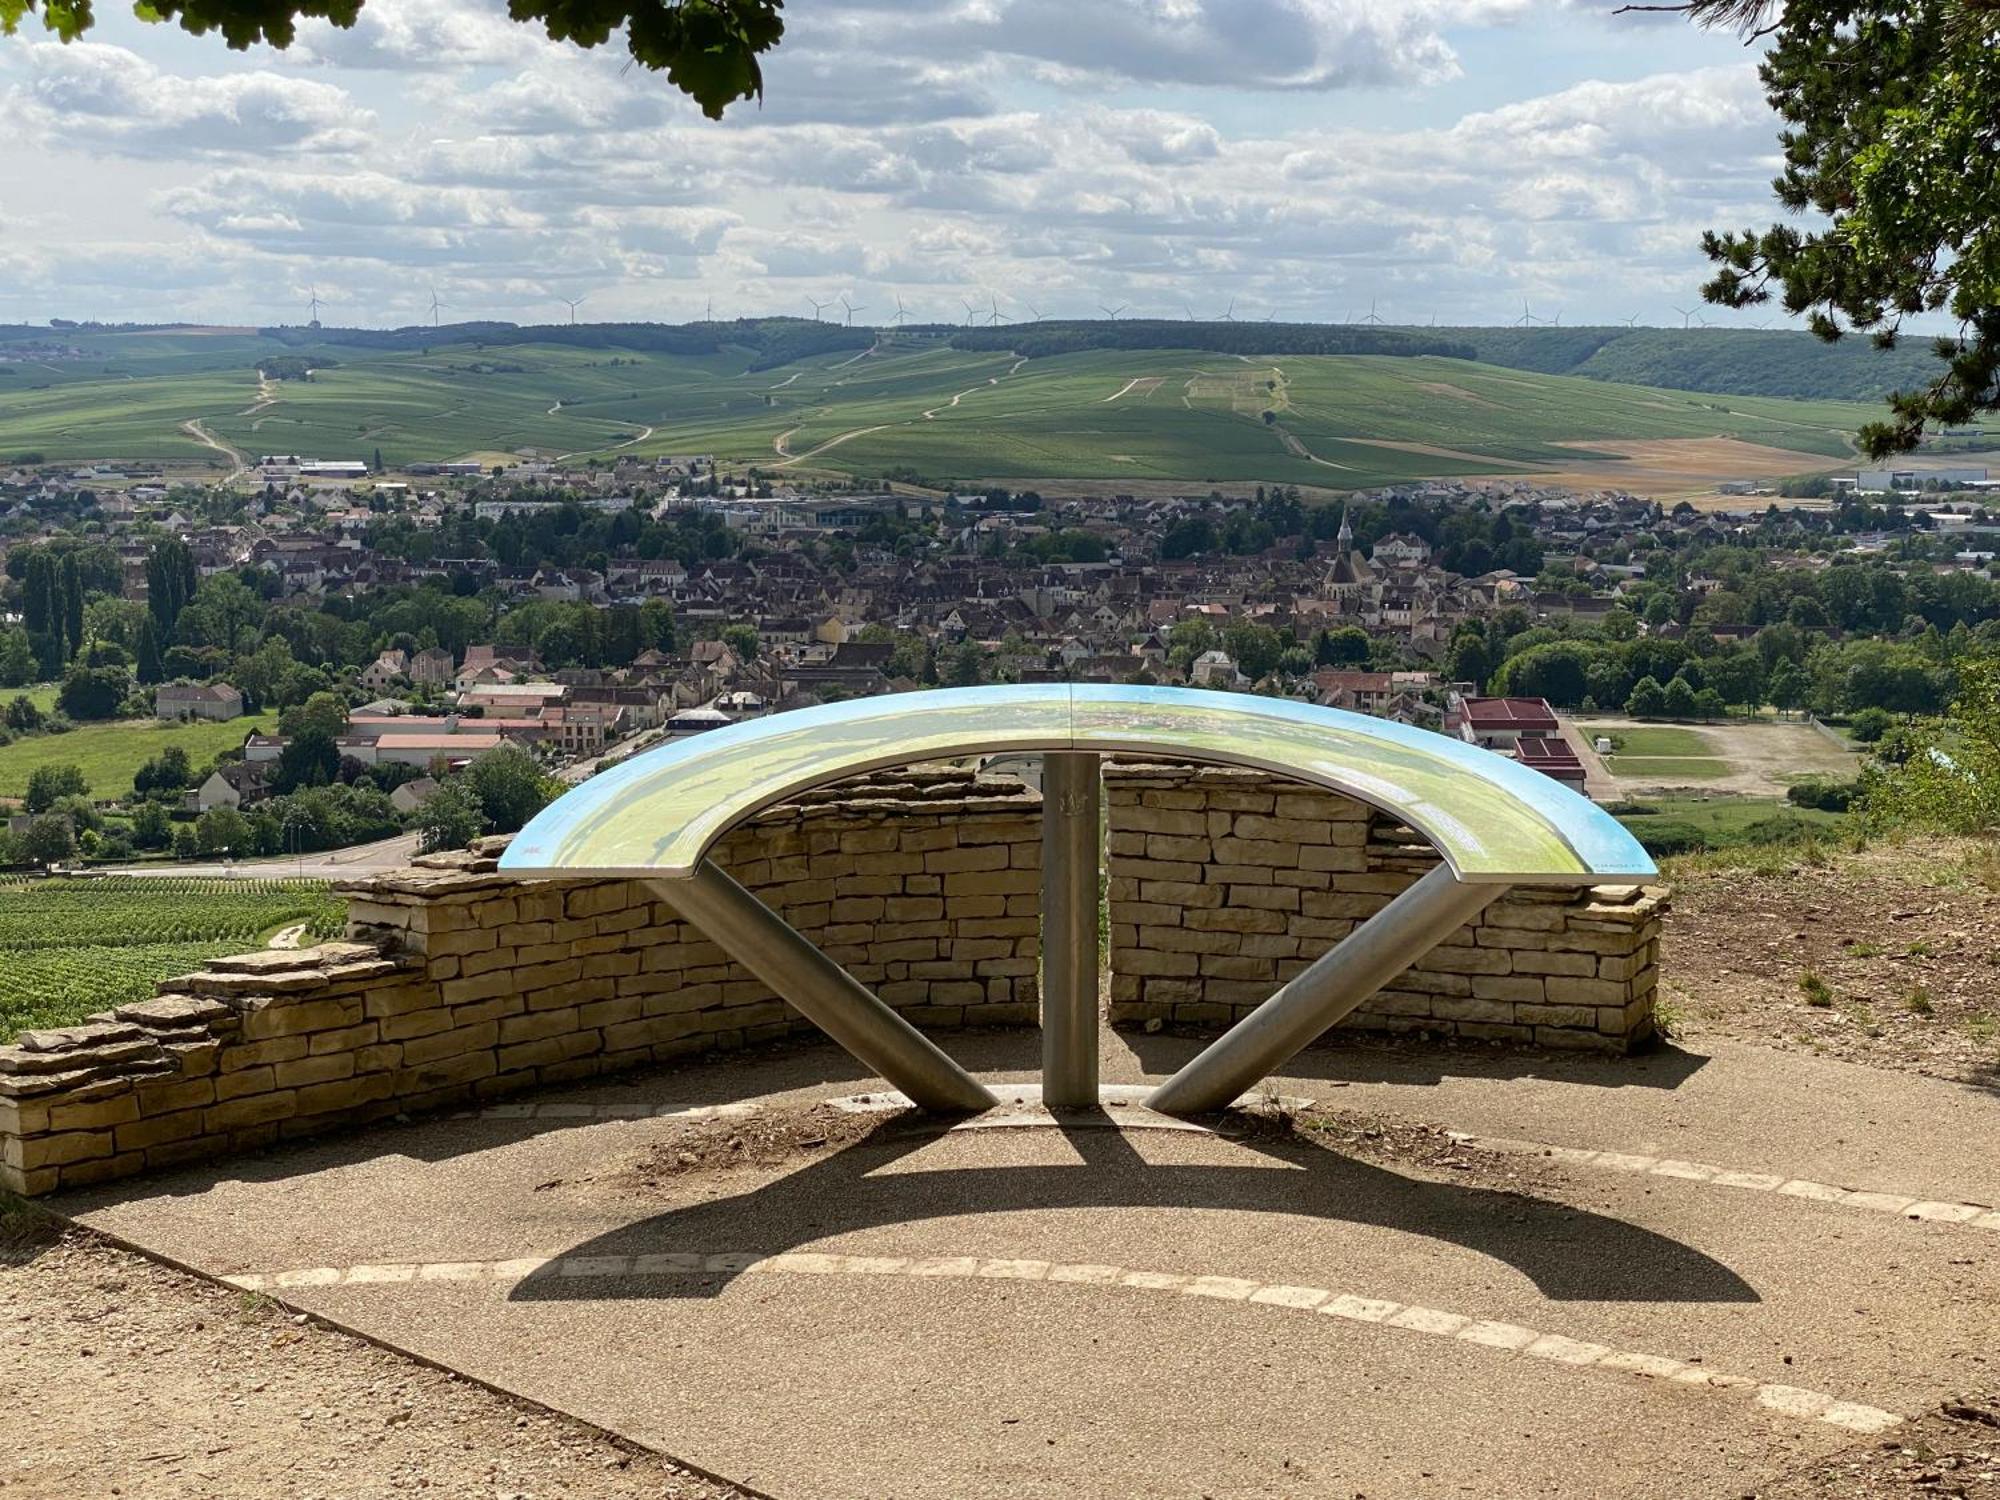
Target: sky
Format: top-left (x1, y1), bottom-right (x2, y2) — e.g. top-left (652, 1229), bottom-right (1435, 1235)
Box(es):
top-left (0, 0), bottom-right (1802, 330)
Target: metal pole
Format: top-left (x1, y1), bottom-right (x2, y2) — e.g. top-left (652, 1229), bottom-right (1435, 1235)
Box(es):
top-left (1145, 864), bottom-right (1506, 1115)
top-left (1041, 751), bottom-right (1101, 1108)
top-left (650, 865), bottom-right (997, 1113)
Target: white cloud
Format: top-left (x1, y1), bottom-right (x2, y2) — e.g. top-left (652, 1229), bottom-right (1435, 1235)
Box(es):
top-left (0, 0), bottom-right (1797, 328)
top-left (7, 41), bottom-right (371, 157)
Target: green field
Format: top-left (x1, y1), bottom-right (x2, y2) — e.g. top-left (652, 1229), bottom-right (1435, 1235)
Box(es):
top-left (1612, 794), bottom-right (1844, 855)
top-left (0, 711), bottom-right (276, 800)
top-left (1602, 727), bottom-right (1714, 757)
top-left (1613, 757), bottom-right (1730, 780)
top-left (0, 325), bottom-right (1874, 488)
top-left (0, 876), bottom-right (347, 1037)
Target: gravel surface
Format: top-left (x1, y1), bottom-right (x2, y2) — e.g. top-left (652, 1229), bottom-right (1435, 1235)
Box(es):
top-left (0, 1211), bottom-right (747, 1500)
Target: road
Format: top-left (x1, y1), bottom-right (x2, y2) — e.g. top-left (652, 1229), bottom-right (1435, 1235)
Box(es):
top-left (106, 832), bottom-right (421, 881)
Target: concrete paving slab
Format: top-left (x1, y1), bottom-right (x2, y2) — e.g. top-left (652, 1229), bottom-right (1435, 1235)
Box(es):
top-left (58, 1028), bottom-right (2000, 1498)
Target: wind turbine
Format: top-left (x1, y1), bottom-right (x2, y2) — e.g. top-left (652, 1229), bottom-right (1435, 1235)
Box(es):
top-left (1673, 306), bottom-right (1697, 328)
top-left (808, 296), bottom-right (833, 322)
top-left (1514, 300), bottom-right (1537, 328)
top-left (428, 287), bottom-right (448, 326)
top-left (1022, 301), bottom-right (1043, 322)
top-left (1099, 302), bottom-right (1127, 320)
top-left (1219, 296), bottom-right (1238, 322)
top-left (840, 293), bottom-right (867, 327)
top-left (987, 292), bottom-right (1006, 327)
top-left (962, 297), bottom-right (982, 327)
top-left (892, 294), bottom-right (910, 328)
top-left (560, 296), bottom-right (585, 325)
top-left (704, 294), bottom-right (715, 322)
top-left (307, 286), bottom-right (324, 325)
top-left (1622, 313), bottom-right (1641, 327)
top-left (1359, 298), bottom-right (1384, 325)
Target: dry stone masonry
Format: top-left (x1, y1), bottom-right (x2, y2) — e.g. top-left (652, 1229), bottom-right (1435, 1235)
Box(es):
top-left (1, 762), bottom-right (1665, 1197)
top-left (1104, 764), bottom-right (1664, 1051)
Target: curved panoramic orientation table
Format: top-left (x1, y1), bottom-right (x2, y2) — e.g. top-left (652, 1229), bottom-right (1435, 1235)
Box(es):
top-left (501, 686), bottom-right (1656, 1115)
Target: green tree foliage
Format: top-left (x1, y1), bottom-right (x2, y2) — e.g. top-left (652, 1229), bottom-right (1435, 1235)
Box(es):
top-left (134, 615), bottom-right (164, 685)
top-left (22, 814), bottom-right (75, 868)
top-left (414, 778), bottom-right (485, 854)
top-left (56, 662), bottom-right (129, 720)
top-left (1860, 653), bottom-right (2000, 832)
top-left (0, 629), bottom-right (34, 688)
top-left (1690, 0), bottom-right (2000, 454)
top-left (464, 744), bottom-right (560, 834)
top-left (196, 806), bottom-right (251, 856)
top-left (1626, 676), bottom-right (1667, 719)
top-left (1223, 622), bottom-right (1288, 682)
top-left (4, 693), bottom-right (43, 732)
top-left (1663, 677), bottom-right (1699, 720)
top-left (24, 763), bottom-right (87, 814)
top-left (1315, 627), bottom-right (1372, 667)
top-left (1848, 706), bottom-right (1895, 743)
top-left (274, 727), bottom-right (341, 793)
top-left (130, 802), bottom-right (172, 849)
top-left (943, 640), bottom-right (985, 687)
top-left (133, 745), bottom-right (195, 797)
top-left (279, 691), bottom-right (350, 741)
top-left (0, 0), bottom-right (785, 119)
top-left (145, 539), bottom-right (197, 637)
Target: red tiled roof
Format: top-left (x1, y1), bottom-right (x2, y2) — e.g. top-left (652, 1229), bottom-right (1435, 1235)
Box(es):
top-left (1460, 696), bottom-right (1560, 731)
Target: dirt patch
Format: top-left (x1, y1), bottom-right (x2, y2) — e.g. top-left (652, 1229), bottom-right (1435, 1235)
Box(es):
top-left (0, 1216), bottom-right (743, 1500)
top-left (1347, 438), bottom-right (1534, 468)
top-left (1753, 1394), bottom-right (2000, 1498)
top-left (1464, 437), bottom-right (1838, 499)
top-left (1577, 715), bottom-right (1858, 797)
top-left (550, 1100), bottom-right (890, 1196)
top-left (1661, 842), bottom-right (2000, 1088)
top-left (1234, 1105), bottom-right (1565, 1196)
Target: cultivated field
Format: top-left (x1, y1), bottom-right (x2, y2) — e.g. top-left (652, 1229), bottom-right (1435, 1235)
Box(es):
top-left (0, 328), bottom-right (1873, 490)
top-left (0, 876), bottom-right (346, 1036)
top-left (0, 710), bottom-right (276, 801)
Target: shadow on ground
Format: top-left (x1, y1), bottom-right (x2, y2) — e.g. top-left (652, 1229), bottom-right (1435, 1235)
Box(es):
top-left (59, 1028), bottom-right (1716, 1213)
top-left (510, 1111), bottom-right (1758, 1306)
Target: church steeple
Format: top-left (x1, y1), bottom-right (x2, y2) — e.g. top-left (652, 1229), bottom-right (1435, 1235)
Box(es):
top-left (1336, 504), bottom-right (1353, 550)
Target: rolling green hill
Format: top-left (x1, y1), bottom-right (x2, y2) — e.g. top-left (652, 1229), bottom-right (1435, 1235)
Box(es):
top-left (0, 320), bottom-right (1888, 488)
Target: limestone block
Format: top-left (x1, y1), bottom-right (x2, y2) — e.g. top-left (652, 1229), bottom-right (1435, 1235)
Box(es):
top-left (400, 1021), bottom-right (500, 1066)
top-left (203, 1092), bottom-right (299, 1133)
top-left (1544, 975), bottom-right (1632, 1007)
top-left (272, 1053), bottom-right (356, 1089)
top-left (1469, 975), bottom-right (1546, 1004)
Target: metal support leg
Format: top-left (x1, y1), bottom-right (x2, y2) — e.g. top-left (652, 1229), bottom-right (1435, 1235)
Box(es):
top-left (651, 865), bottom-right (998, 1114)
top-left (1041, 751), bottom-right (1101, 1108)
top-left (1145, 864), bottom-right (1505, 1115)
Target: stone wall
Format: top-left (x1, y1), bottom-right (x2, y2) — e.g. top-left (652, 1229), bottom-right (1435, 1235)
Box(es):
top-left (1103, 763), bottom-right (1664, 1052)
top-left (0, 760), bottom-right (1668, 1199)
top-left (0, 770), bottom-right (1042, 1198)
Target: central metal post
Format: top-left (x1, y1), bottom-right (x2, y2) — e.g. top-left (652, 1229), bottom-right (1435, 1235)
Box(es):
top-left (1041, 751), bottom-right (1101, 1108)
top-left (651, 865), bottom-right (998, 1113)
top-left (1145, 864), bottom-right (1506, 1115)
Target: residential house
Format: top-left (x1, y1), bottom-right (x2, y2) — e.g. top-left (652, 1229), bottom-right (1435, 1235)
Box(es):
top-left (156, 682), bottom-right (244, 722)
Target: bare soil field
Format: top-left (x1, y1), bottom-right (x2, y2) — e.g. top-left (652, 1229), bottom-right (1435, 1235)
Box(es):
top-left (0, 1214), bottom-right (742, 1500)
top-left (1468, 437), bottom-right (1841, 498)
top-left (1576, 715), bottom-right (1859, 797)
top-left (1661, 841), bottom-right (2000, 1089)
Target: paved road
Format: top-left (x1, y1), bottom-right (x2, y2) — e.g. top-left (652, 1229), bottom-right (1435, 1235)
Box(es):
top-left (64, 1028), bottom-right (2000, 1499)
top-left (103, 832), bottom-right (421, 881)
